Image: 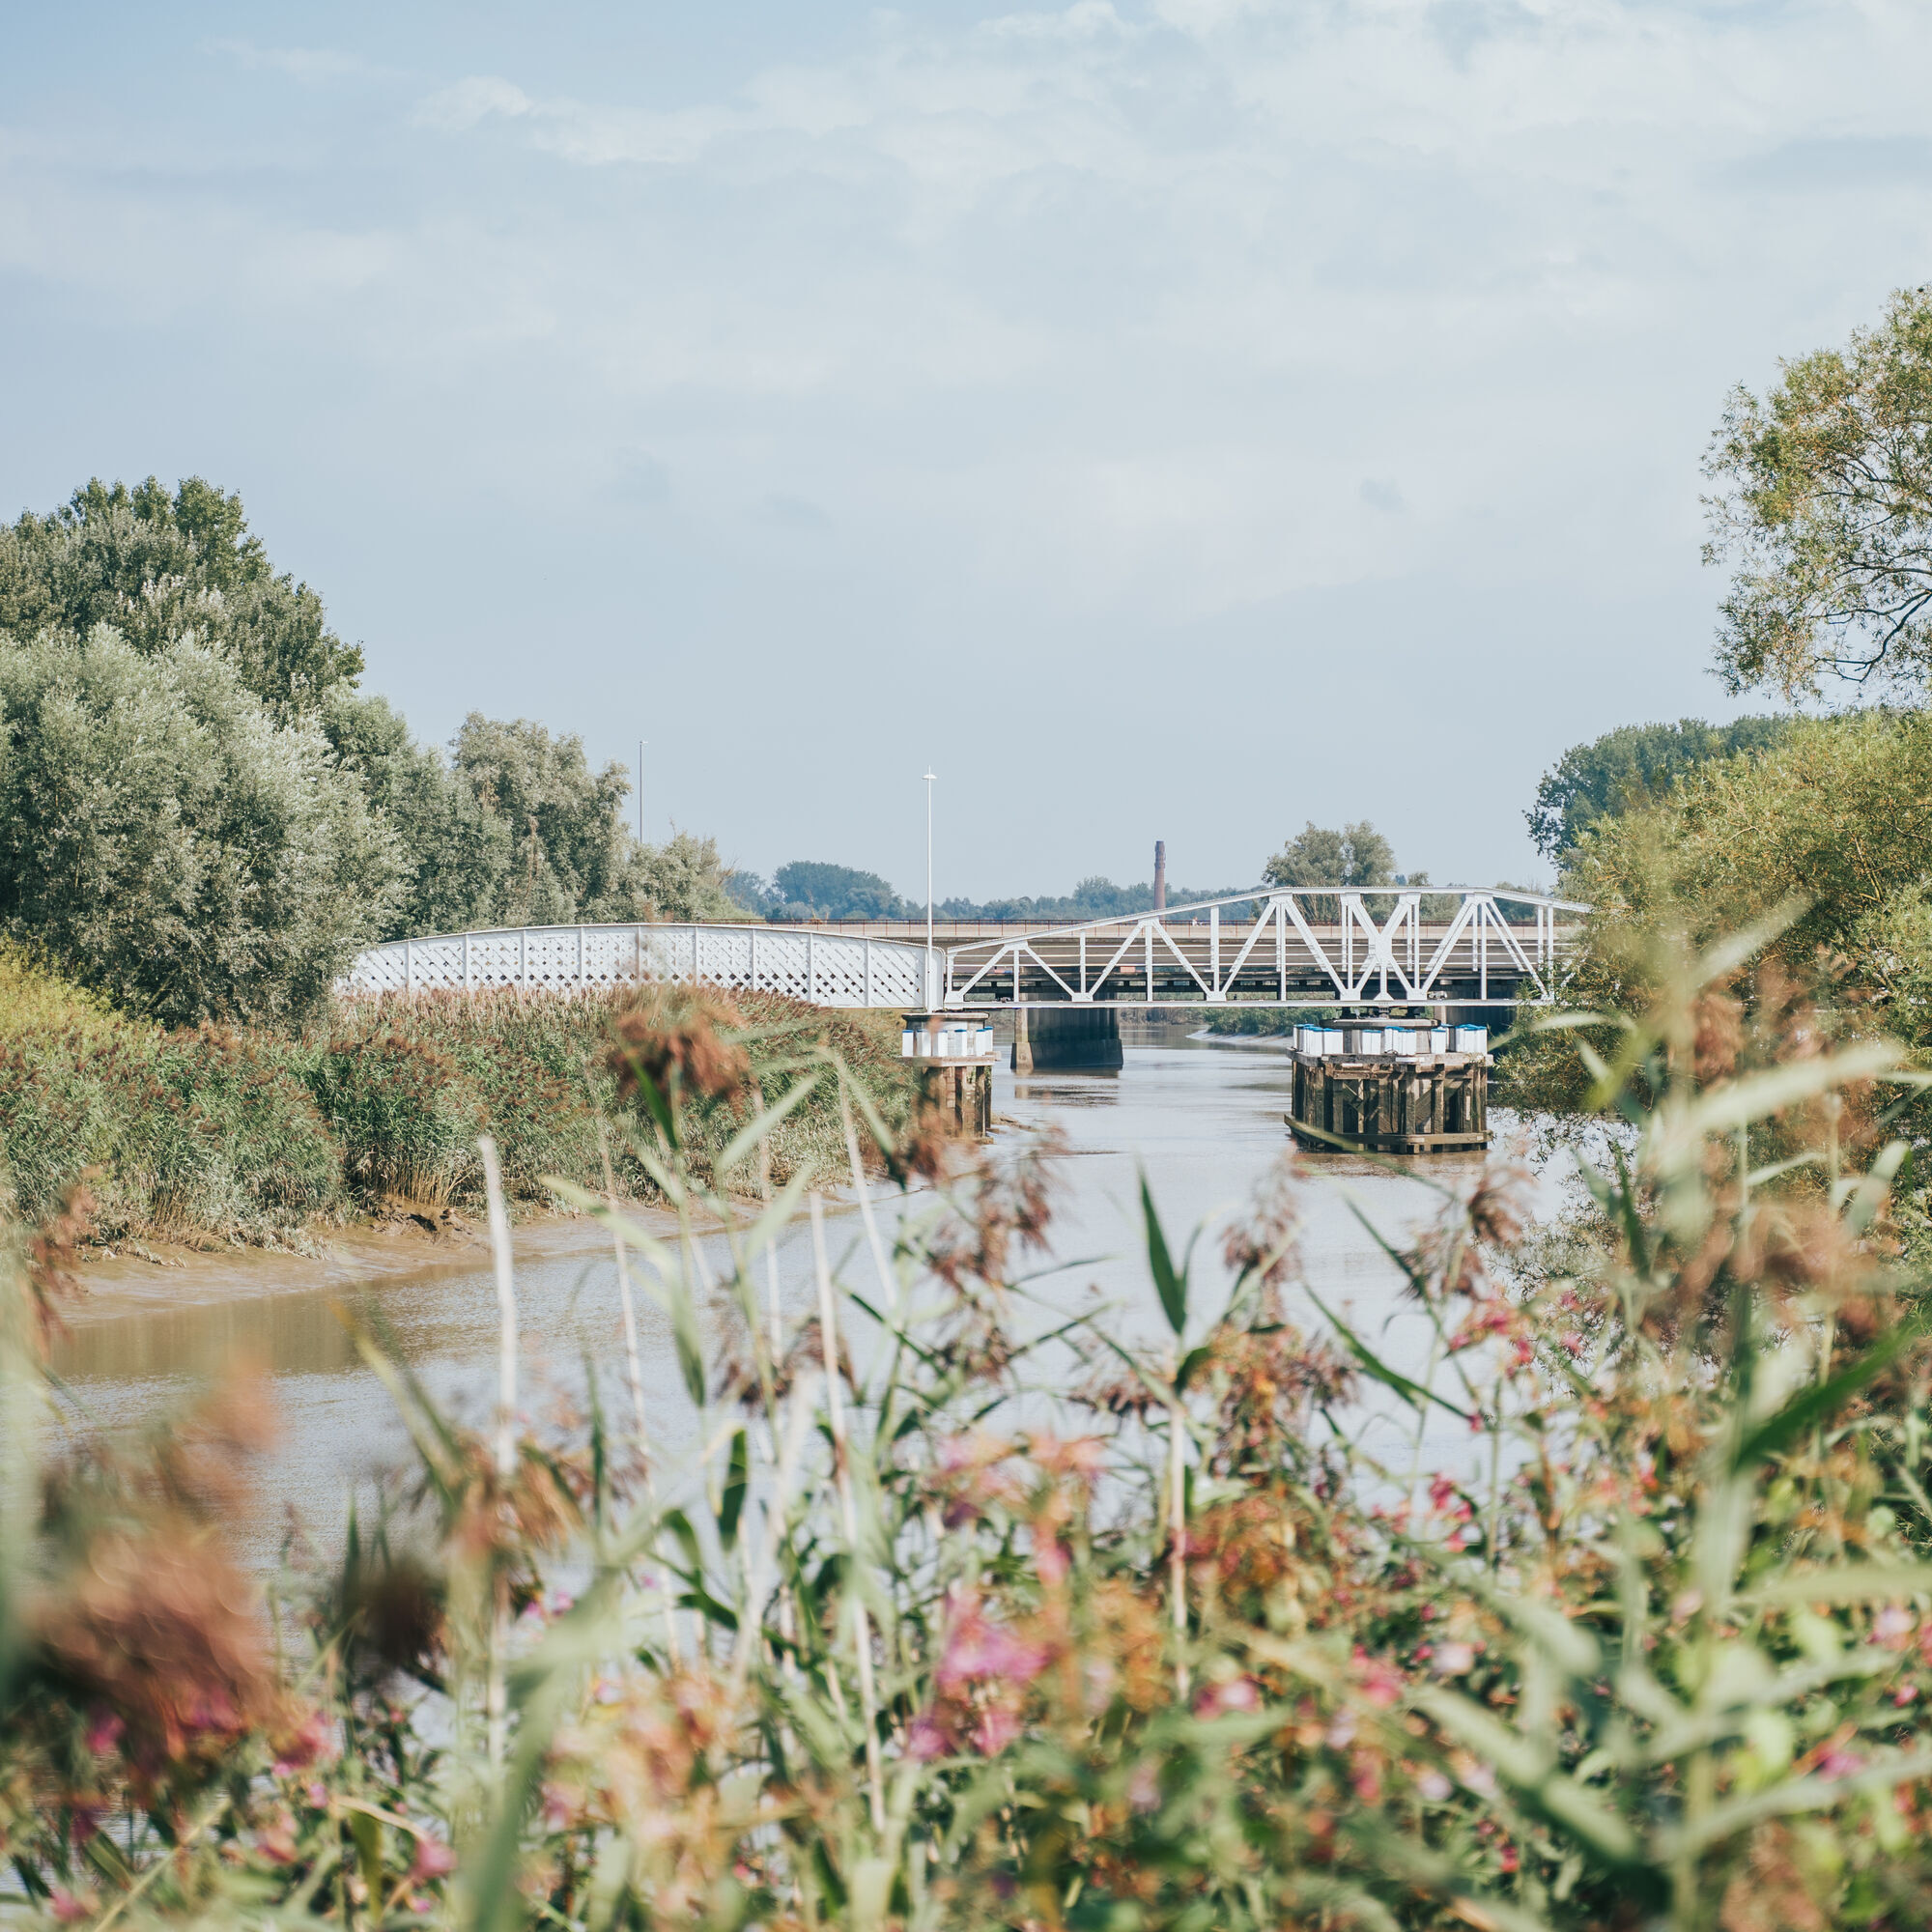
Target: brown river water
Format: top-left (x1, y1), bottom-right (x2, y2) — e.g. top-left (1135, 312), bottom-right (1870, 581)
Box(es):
top-left (49, 1039), bottom-right (1531, 1563)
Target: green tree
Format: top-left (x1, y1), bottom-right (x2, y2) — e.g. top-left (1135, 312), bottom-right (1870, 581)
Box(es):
top-left (1526, 716), bottom-right (1794, 864)
top-left (635, 832), bottom-right (752, 923)
top-left (1502, 708), bottom-right (1932, 1118)
top-left (0, 628), bottom-right (395, 1025)
top-left (451, 713), bottom-right (636, 925)
top-left (771, 861), bottom-right (909, 921)
top-left (1706, 284), bottom-right (1932, 697)
top-left (0, 476), bottom-right (363, 713)
top-left (326, 690), bottom-right (513, 938)
top-left (1262, 820), bottom-right (1393, 921)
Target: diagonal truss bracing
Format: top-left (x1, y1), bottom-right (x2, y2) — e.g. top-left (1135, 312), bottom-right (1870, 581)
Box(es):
top-left (940, 885), bottom-right (1589, 1010)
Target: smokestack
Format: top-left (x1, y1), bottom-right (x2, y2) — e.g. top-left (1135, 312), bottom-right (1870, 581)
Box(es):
top-left (1153, 839), bottom-right (1167, 913)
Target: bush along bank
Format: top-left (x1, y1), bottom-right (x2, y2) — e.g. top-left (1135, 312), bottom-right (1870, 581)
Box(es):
top-left (0, 951), bottom-right (922, 1245)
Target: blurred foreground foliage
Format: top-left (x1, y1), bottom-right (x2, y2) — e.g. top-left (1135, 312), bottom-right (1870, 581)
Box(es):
top-left (5, 946), bottom-right (1932, 1928)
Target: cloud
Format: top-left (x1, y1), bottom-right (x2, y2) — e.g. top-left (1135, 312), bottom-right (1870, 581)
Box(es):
top-left (757, 492), bottom-right (833, 531)
top-left (14, 0), bottom-right (1932, 842)
top-left (412, 75), bottom-right (534, 133)
top-left (1732, 134), bottom-right (1932, 194)
top-left (206, 39), bottom-right (374, 83)
top-left (611, 451), bottom-right (672, 506)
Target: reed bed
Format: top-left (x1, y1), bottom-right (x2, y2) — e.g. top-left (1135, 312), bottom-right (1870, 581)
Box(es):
top-left (0, 950), bottom-right (918, 1243)
top-left (4, 939), bottom-right (1932, 1929)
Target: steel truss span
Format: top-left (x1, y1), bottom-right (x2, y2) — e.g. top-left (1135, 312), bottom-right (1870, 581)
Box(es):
top-left (941, 887), bottom-right (1589, 1010)
top-left (342, 923), bottom-right (933, 1009)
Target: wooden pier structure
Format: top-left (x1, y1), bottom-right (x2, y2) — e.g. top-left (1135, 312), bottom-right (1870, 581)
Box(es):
top-left (1287, 1027), bottom-right (1491, 1154)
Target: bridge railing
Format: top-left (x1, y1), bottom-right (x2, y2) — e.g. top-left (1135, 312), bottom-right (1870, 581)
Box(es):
top-left (341, 923), bottom-right (934, 1009)
top-left (941, 885), bottom-right (1591, 1009)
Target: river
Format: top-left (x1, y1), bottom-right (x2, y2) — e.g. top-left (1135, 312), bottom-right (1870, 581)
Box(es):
top-left (48, 1038), bottom-right (1520, 1561)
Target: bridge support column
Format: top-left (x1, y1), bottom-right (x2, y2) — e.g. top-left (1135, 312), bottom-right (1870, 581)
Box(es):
top-left (1016, 1006), bottom-right (1123, 1072)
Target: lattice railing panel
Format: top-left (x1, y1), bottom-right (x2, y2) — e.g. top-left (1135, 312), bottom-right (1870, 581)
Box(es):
top-left (340, 923), bottom-right (930, 1009)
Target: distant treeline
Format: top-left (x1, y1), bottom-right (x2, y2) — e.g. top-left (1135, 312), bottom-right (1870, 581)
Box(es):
top-left (724, 863), bottom-right (1253, 923)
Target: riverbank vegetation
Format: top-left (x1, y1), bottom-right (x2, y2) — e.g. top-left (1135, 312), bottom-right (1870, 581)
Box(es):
top-left (8, 948), bottom-right (1932, 1929)
top-left (0, 948), bottom-right (918, 1247)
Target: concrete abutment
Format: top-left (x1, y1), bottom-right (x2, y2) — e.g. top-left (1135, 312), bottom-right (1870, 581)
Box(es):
top-left (1010, 1006), bottom-right (1123, 1073)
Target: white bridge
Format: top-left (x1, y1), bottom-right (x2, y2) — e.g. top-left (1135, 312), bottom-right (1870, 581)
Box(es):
top-left (343, 885), bottom-right (1584, 1011)
top-left (343, 923), bottom-right (931, 1007)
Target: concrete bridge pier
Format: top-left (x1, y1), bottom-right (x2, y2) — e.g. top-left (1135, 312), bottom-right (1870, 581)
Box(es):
top-left (1011, 1006), bottom-right (1123, 1073)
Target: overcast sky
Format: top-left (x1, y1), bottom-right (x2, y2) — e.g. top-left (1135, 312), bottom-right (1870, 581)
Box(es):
top-left (3, 2), bottom-right (1922, 901)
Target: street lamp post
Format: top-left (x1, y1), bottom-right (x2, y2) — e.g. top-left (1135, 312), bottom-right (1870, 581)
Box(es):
top-left (923, 771), bottom-right (937, 1006)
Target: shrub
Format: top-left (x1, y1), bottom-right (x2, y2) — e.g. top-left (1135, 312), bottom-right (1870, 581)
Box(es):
top-left (0, 627), bottom-right (395, 1026)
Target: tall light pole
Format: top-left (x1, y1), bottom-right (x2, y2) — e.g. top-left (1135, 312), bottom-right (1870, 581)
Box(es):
top-left (923, 771), bottom-right (937, 1007)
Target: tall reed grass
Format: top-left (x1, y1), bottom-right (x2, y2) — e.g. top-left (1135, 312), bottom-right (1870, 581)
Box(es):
top-left (5, 935), bottom-right (1932, 1929)
top-left (0, 951), bottom-right (918, 1243)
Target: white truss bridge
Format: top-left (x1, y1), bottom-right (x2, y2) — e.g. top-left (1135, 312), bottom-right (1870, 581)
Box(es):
top-left (342, 886), bottom-right (1585, 1011)
top-left (943, 886), bottom-right (1586, 1009)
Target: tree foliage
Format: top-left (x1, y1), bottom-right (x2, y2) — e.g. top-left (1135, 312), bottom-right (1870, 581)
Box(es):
top-left (0, 476), bottom-right (363, 714)
top-left (1526, 715), bottom-right (1795, 863)
top-left (0, 629), bottom-right (393, 1026)
top-left (1263, 820), bottom-right (1395, 890)
top-left (1706, 284), bottom-right (1932, 697)
top-left (1504, 708), bottom-right (1932, 1123)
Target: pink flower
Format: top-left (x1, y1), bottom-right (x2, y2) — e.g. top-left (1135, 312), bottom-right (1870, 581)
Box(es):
top-left (1350, 1755), bottom-right (1381, 1804)
top-left (936, 1431), bottom-right (1011, 1475)
top-left (1193, 1676), bottom-right (1260, 1718)
top-left (83, 1710), bottom-right (124, 1756)
top-left (411, 1837), bottom-right (458, 1882)
top-left (272, 1711), bottom-right (337, 1776)
top-left (907, 1714), bottom-right (951, 1760)
top-left (1427, 1474), bottom-right (1457, 1516)
top-left (1895, 1685), bottom-right (1919, 1708)
top-left (1817, 1749), bottom-right (1864, 1780)
top-left (1358, 1659), bottom-right (1405, 1708)
top-left (1417, 1770), bottom-right (1452, 1803)
top-left (1030, 1433), bottom-right (1105, 1480)
top-left (48, 1889), bottom-right (97, 1924)
top-left (972, 1707), bottom-right (1022, 1755)
top-left (1034, 1537), bottom-right (1070, 1588)
top-left (1127, 1763), bottom-right (1161, 1812)
top-left (1876, 1605), bottom-right (1916, 1648)
top-left (936, 1595), bottom-right (1049, 1691)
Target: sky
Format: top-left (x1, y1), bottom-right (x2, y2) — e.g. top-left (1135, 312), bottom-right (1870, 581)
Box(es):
top-left (3, 1), bottom-right (1925, 904)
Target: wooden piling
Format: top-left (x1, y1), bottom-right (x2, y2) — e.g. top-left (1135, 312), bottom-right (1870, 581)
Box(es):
top-left (1288, 1048), bottom-right (1489, 1154)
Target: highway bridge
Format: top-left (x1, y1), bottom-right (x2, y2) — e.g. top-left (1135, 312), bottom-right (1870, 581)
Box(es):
top-left (343, 885), bottom-right (1585, 1012)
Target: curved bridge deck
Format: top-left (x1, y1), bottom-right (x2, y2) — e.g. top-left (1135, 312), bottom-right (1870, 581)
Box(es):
top-left (344, 923), bottom-right (931, 1007)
